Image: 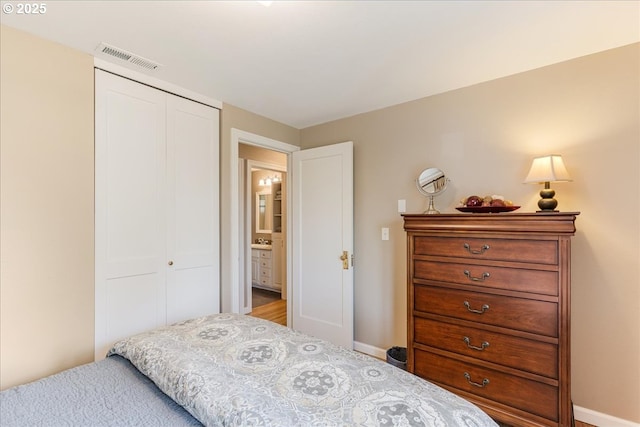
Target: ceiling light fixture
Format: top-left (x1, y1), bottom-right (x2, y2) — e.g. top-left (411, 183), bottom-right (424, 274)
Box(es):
top-left (259, 174), bottom-right (280, 186)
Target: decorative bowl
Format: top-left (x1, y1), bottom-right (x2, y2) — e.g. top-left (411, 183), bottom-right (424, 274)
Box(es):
top-left (455, 206), bottom-right (521, 213)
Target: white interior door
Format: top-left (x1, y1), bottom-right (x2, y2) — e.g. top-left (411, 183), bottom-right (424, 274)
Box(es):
top-left (292, 141), bottom-right (354, 348)
top-left (95, 70), bottom-right (167, 358)
top-left (165, 95), bottom-right (220, 324)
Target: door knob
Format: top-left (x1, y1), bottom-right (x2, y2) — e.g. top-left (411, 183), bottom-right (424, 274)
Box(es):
top-left (168, 260), bottom-right (174, 266)
top-left (340, 251), bottom-right (349, 270)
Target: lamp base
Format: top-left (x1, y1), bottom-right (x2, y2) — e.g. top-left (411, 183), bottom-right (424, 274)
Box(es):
top-left (537, 187), bottom-right (558, 211)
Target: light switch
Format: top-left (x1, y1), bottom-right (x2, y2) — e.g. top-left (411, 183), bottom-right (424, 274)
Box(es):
top-left (381, 227), bottom-right (389, 241)
top-left (398, 199), bottom-right (406, 213)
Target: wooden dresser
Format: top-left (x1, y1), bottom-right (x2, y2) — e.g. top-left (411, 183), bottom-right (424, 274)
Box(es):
top-left (403, 212), bottom-right (578, 427)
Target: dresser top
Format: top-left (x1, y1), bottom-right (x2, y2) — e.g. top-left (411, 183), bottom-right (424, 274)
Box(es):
top-left (402, 212), bottom-right (579, 234)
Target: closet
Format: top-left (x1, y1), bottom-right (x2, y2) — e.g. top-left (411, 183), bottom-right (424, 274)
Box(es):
top-left (95, 70), bottom-right (220, 358)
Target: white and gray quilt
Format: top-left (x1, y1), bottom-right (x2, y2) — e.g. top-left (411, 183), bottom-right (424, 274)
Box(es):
top-left (0, 354), bottom-right (201, 426)
top-left (109, 313), bottom-right (498, 427)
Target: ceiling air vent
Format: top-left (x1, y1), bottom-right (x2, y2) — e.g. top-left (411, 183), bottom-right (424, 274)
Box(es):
top-left (96, 42), bottom-right (162, 71)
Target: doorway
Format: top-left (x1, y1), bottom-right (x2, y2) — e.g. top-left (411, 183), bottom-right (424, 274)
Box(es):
top-left (230, 129), bottom-right (300, 327)
top-left (230, 129), bottom-right (354, 347)
top-left (243, 158), bottom-right (287, 321)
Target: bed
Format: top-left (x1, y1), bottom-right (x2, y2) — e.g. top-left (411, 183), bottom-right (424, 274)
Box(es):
top-left (1, 313), bottom-right (498, 426)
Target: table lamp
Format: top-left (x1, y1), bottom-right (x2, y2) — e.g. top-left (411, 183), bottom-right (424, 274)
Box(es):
top-left (524, 154), bottom-right (572, 212)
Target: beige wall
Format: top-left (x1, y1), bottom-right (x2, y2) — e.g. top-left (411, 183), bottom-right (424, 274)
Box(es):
top-left (0, 25), bottom-right (95, 389)
top-left (219, 104), bottom-right (300, 312)
top-left (301, 43), bottom-right (640, 423)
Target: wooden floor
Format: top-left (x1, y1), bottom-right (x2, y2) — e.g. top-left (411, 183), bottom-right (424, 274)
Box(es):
top-left (249, 298), bottom-right (286, 326)
top-left (248, 301), bottom-right (597, 427)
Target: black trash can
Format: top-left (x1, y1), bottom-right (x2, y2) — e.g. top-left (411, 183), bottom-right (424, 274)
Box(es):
top-left (386, 346), bottom-right (407, 371)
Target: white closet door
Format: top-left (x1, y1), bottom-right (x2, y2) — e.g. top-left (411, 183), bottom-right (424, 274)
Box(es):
top-left (165, 96), bottom-right (220, 324)
top-left (96, 70), bottom-right (220, 359)
top-left (95, 70), bottom-right (167, 358)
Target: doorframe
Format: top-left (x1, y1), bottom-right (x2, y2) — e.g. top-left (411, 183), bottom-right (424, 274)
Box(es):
top-left (229, 128), bottom-right (299, 324)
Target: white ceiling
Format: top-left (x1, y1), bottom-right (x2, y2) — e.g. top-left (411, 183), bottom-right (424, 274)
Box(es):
top-left (2, 1), bottom-right (638, 128)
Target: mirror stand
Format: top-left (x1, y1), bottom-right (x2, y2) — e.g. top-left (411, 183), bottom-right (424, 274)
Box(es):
top-left (424, 195), bottom-right (440, 214)
top-left (416, 167), bottom-right (449, 214)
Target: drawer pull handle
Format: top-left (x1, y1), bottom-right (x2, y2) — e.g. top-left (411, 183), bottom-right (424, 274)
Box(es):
top-left (464, 301), bottom-right (489, 314)
top-left (463, 243), bottom-right (490, 255)
top-left (463, 336), bottom-right (490, 351)
top-left (464, 270), bottom-right (490, 282)
top-left (464, 372), bottom-right (490, 388)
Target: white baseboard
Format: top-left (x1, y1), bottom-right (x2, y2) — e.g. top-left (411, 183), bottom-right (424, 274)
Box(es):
top-left (574, 405), bottom-right (639, 427)
top-left (352, 342), bottom-right (639, 427)
top-left (353, 341), bottom-right (387, 360)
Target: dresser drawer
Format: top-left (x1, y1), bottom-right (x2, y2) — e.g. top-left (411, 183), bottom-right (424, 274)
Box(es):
top-left (414, 236), bottom-right (558, 265)
top-left (260, 259), bottom-right (271, 269)
top-left (414, 349), bottom-right (558, 422)
top-left (414, 317), bottom-right (558, 378)
top-left (259, 277), bottom-right (271, 286)
top-left (414, 285), bottom-right (558, 337)
top-left (259, 250), bottom-right (272, 259)
top-left (414, 259), bottom-right (558, 296)
top-left (260, 267), bottom-right (271, 278)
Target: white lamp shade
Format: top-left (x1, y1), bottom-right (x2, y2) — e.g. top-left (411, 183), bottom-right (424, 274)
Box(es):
top-left (524, 155), bottom-right (572, 183)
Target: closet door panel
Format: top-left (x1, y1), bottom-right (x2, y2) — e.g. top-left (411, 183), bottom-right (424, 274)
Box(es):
top-left (105, 275), bottom-right (162, 345)
top-left (104, 91), bottom-right (165, 278)
top-left (166, 95), bottom-right (220, 324)
top-left (95, 70), bottom-right (167, 358)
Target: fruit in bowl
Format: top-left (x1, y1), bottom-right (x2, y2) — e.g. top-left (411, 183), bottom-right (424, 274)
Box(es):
top-left (464, 195), bottom-right (484, 207)
top-left (460, 195), bottom-right (514, 207)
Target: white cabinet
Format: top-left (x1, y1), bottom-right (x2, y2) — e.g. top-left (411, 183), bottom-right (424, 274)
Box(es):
top-left (258, 250), bottom-right (273, 289)
top-left (252, 248), bottom-right (280, 291)
top-left (251, 251), bottom-right (260, 285)
top-left (95, 70), bottom-right (220, 359)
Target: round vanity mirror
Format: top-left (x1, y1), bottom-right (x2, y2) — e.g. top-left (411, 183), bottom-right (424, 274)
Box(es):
top-left (416, 167), bottom-right (449, 214)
